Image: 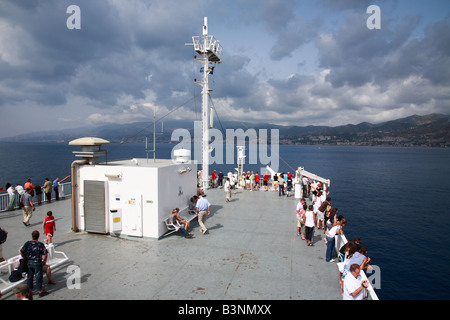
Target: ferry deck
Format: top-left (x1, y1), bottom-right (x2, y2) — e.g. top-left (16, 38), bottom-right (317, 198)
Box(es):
top-left (0, 186), bottom-right (343, 300)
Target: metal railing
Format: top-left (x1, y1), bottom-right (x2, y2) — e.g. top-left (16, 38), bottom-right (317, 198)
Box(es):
top-left (335, 234), bottom-right (379, 300)
top-left (192, 35), bottom-right (223, 60)
top-left (0, 182), bottom-right (72, 212)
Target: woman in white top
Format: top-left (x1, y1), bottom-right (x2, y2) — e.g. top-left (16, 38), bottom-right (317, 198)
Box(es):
top-left (325, 218), bottom-right (346, 262)
top-left (224, 178), bottom-right (231, 202)
top-left (303, 205), bottom-right (317, 246)
top-left (313, 191), bottom-right (325, 228)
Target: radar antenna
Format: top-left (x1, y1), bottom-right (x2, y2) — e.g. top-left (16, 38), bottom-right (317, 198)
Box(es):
top-left (187, 17), bottom-right (223, 190)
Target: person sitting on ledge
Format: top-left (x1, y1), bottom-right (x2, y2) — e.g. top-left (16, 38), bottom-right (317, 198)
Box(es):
top-left (174, 208), bottom-right (191, 231)
top-left (168, 209), bottom-right (193, 239)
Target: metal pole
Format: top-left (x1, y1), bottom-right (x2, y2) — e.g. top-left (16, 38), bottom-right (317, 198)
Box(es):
top-left (202, 17), bottom-right (210, 191)
top-left (153, 107), bottom-right (156, 162)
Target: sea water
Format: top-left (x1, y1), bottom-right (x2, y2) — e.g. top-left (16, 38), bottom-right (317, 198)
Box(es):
top-left (1, 141), bottom-right (449, 300)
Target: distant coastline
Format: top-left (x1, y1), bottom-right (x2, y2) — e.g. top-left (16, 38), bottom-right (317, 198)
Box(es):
top-left (1, 113), bottom-right (448, 148)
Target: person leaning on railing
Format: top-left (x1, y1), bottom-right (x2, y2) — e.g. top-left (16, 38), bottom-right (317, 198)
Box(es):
top-left (6, 183), bottom-right (16, 211)
top-left (43, 178), bottom-right (52, 203)
top-left (343, 264), bottom-right (370, 300)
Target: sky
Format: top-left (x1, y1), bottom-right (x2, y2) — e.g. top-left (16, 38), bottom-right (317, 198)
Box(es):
top-left (0, 0), bottom-right (449, 138)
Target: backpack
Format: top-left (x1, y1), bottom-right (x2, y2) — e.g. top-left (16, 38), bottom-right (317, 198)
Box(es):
top-left (0, 228), bottom-right (7, 245)
top-left (9, 270), bottom-right (23, 283)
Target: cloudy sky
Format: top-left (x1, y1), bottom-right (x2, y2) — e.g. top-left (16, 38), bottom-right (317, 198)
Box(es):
top-left (0, 0), bottom-right (449, 138)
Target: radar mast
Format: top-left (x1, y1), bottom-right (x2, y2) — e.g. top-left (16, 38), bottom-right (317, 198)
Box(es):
top-left (190, 17), bottom-right (222, 190)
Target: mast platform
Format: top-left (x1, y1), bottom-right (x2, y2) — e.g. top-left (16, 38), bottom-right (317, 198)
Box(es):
top-left (192, 35), bottom-right (223, 62)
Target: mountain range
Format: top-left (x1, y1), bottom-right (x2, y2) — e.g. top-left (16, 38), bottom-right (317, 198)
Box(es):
top-left (1, 113), bottom-right (449, 148)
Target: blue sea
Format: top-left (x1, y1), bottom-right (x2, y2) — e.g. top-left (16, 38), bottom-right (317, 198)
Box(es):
top-left (1, 141), bottom-right (449, 300)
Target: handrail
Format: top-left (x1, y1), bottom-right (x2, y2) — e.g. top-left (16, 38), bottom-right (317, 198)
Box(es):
top-left (296, 166), bottom-right (331, 188)
top-left (0, 182), bottom-right (72, 212)
top-left (192, 35), bottom-right (222, 60)
top-left (335, 233), bottom-right (379, 300)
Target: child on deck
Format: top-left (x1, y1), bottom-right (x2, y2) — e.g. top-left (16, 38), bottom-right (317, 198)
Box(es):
top-left (43, 211), bottom-right (56, 244)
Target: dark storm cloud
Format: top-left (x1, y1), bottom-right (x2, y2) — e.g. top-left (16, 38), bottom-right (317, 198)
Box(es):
top-left (0, 0), bottom-right (204, 110)
top-left (405, 20), bottom-right (450, 85)
top-left (206, 1), bottom-right (450, 125)
top-left (0, 0), bottom-right (131, 107)
top-left (269, 17), bottom-right (318, 61)
top-left (257, 0), bottom-right (296, 32)
top-left (214, 54), bottom-right (256, 99)
top-left (315, 10), bottom-right (450, 90)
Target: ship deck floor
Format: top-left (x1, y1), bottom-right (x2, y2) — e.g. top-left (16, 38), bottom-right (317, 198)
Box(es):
top-left (1, 187), bottom-right (342, 300)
